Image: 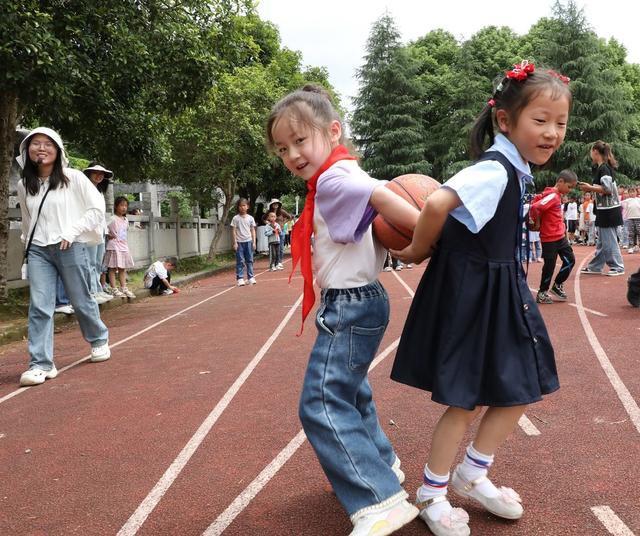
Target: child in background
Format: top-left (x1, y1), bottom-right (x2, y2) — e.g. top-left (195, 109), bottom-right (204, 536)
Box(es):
top-left (268, 85), bottom-right (421, 535)
top-left (529, 170), bottom-right (578, 304)
top-left (391, 61), bottom-right (570, 536)
top-left (582, 192), bottom-right (595, 245)
top-left (264, 211), bottom-right (282, 270)
top-left (104, 196), bottom-right (136, 298)
top-left (529, 228), bottom-right (542, 262)
top-left (565, 195), bottom-right (578, 243)
top-left (231, 198), bottom-right (256, 286)
top-left (144, 257), bottom-right (178, 295)
top-left (622, 186), bottom-right (640, 253)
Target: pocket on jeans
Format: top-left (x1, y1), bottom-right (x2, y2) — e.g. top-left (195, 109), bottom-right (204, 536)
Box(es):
top-left (349, 325), bottom-right (386, 371)
top-left (316, 302), bottom-right (338, 336)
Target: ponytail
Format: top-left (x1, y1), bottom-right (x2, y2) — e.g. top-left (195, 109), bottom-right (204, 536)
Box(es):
top-left (592, 140), bottom-right (618, 169)
top-left (469, 104), bottom-right (496, 160)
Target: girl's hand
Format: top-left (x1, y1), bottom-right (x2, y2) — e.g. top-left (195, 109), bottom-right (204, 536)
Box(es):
top-left (390, 242), bottom-right (434, 264)
top-left (60, 239), bottom-right (71, 250)
top-left (233, 242), bottom-right (238, 251)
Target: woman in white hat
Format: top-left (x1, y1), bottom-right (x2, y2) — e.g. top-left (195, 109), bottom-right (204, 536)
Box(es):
top-left (16, 127), bottom-right (111, 386)
top-left (83, 162), bottom-right (115, 303)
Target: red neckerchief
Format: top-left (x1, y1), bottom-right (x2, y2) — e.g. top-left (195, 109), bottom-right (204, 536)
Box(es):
top-left (289, 144), bottom-right (357, 335)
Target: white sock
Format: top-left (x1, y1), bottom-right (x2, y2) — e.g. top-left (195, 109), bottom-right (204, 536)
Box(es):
top-left (417, 465), bottom-right (452, 522)
top-left (457, 443), bottom-right (500, 498)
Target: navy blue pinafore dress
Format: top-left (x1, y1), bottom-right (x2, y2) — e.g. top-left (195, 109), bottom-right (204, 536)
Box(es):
top-left (390, 152), bottom-right (559, 410)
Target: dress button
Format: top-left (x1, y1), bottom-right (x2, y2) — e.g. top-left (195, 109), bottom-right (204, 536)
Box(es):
top-left (523, 304), bottom-right (529, 311)
top-left (533, 336), bottom-right (538, 344)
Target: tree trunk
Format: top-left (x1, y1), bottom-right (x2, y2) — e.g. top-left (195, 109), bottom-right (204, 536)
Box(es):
top-left (207, 177), bottom-right (236, 261)
top-left (0, 91), bottom-right (19, 303)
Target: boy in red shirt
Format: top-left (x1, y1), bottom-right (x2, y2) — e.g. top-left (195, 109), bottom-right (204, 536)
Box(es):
top-left (529, 170), bottom-right (578, 304)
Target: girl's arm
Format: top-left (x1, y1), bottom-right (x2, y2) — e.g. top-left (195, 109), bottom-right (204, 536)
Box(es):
top-left (369, 185), bottom-right (420, 233)
top-left (390, 187), bottom-right (462, 264)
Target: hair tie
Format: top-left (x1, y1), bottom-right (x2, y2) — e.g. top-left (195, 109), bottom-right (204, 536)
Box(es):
top-left (487, 98), bottom-right (496, 108)
top-left (506, 60), bottom-right (535, 81)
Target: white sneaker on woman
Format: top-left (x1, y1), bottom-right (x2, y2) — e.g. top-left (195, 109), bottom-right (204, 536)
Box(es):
top-left (20, 365), bottom-right (58, 386)
top-left (350, 492), bottom-right (419, 536)
top-left (90, 344), bottom-right (111, 363)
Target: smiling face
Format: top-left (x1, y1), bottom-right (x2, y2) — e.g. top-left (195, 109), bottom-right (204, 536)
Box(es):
top-left (497, 90), bottom-right (570, 166)
top-left (89, 171), bottom-right (105, 186)
top-left (28, 134), bottom-right (58, 170)
top-left (271, 111), bottom-right (341, 181)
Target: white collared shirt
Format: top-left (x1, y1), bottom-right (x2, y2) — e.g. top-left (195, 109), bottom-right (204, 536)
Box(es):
top-left (18, 168), bottom-right (106, 247)
top-left (442, 134), bottom-right (533, 233)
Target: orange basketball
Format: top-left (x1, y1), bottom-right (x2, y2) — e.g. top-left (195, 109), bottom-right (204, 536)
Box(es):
top-left (373, 174), bottom-right (440, 250)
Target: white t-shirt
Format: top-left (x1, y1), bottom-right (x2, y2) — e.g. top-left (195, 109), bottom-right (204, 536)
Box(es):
top-left (230, 214), bottom-right (256, 242)
top-left (565, 202), bottom-right (578, 220)
top-left (144, 261), bottom-right (168, 288)
top-left (622, 197), bottom-right (640, 219)
top-left (313, 160), bottom-right (386, 289)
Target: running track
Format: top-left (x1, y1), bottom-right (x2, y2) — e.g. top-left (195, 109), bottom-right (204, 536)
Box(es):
top-left (0, 247), bottom-right (638, 536)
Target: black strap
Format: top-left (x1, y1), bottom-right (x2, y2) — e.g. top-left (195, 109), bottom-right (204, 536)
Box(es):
top-left (23, 186), bottom-right (51, 262)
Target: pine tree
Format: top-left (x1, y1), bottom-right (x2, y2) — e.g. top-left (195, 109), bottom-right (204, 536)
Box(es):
top-left (351, 13), bottom-right (430, 181)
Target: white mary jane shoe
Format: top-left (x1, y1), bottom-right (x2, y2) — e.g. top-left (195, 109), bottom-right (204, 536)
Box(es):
top-left (451, 469), bottom-right (523, 520)
top-left (416, 494), bottom-right (470, 536)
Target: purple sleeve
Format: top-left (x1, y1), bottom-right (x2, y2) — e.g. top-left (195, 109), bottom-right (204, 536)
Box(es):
top-left (316, 165), bottom-right (380, 244)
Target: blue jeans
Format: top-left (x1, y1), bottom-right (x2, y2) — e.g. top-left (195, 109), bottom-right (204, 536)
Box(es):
top-left (235, 241), bottom-right (254, 280)
top-left (85, 239), bottom-right (105, 294)
top-left (299, 280), bottom-right (402, 515)
top-left (56, 276), bottom-right (69, 306)
top-left (27, 243), bottom-right (109, 371)
top-left (588, 226), bottom-right (624, 272)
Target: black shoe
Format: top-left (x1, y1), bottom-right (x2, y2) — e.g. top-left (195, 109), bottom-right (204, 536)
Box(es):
top-left (550, 283), bottom-right (567, 300)
top-left (536, 291), bottom-right (554, 304)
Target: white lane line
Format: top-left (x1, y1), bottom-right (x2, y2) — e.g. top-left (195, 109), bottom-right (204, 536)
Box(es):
top-left (574, 258), bottom-right (640, 435)
top-left (517, 415), bottom-right (541, 436)
top-left (527, 286), bottom-right (607, 316)
top-left (0, 285), bottom-right (240, 406)
top-left (116, 292), bottom-right (303, 536)
top-left (203, 338), bottom-right (401, 536)
top-left (591, 506), bottom-right (636, 536)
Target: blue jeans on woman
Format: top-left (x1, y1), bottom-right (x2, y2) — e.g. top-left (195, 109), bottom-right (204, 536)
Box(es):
top-left (85, 239), bottom-right (105, 294)
top-left (235, 241), bottom-right (254, 280)
top-left (299, 280), bottom-right (403, 516)
top-left (27, 243), bottom-right (109, 371)
top-left (587, 226), bottom-right (624, 272)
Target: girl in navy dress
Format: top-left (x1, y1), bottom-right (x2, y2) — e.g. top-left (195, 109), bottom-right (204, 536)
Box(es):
top-left (268, 85), bottom-right (421, 536)
top-left (390, 62), bottom-right (571, 536)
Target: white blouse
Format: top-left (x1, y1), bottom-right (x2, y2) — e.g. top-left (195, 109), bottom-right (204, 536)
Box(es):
top-left (17, 168), bottom-right (106, 247)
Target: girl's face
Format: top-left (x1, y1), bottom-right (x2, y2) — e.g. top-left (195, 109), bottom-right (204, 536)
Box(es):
top-left (116, 201), bottom-right (128, 215)
top-left (497, 90), bottom-right (570, 166)
top-left (268, 213), bottom-right (276, 223)
top-left (271, 113), bottom-right (341, 181)
top-left (238, 202), bottom-right (249, 214)
top-left (89, 171), bottom-right (105, 186)
top-left (28, 134), bottom-right (58, 169)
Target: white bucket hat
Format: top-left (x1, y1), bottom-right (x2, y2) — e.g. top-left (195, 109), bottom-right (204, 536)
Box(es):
top-left (16, 126), bottom-right (69, 169)
top-left (84, 164), bottom-right (113, 179)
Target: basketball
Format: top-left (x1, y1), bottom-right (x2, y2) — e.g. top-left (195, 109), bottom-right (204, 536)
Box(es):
top-left (372, 174), bottom-right (440, 250)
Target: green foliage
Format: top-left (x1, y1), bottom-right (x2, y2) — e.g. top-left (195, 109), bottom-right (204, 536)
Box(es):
top-left (352, 13), bottom-right (431, 181)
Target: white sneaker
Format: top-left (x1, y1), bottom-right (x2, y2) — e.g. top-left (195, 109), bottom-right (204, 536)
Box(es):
top-left (20, 365), bottom-right (58, 386)
top-left (391, 456), bottom-right (405, 484)
top-left (406, 264), bottom-right (413, 269)
top-left (161, 289), bottom-right (174, 295)
top-left (276, 263), bottom-right (284, 270)
top-left (628, 248), bottom-right (635, 254)
top-left (395, 265), bottom-right (403, 271)
top-left (93, 293), bottom-right (108, 305)
top-left (237, 279), bottom-right (245, 287)
top-left (121, 287), bottom-right (136, 298)
top-left (350, 492), bottom-right (419, 536)
top-left (90, 344), bottom-right (111, 363)
top-left (249, 277), bottom-right (257, 285)
top-left (99, 291), bottom-right (114, 301)
top-left (54, 304), bottom-right (74, 315)
top-left (383, 266), bottom-right (392, 272)
top-left (109, 287), bottom-right (126, 297)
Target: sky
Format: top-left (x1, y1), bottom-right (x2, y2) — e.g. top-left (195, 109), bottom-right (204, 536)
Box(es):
top-left (256, 0), bottom-right (639, 111)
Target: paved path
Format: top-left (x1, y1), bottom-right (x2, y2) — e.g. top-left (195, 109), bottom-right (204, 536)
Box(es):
top-left (0, 248), bottom-right (638, 535)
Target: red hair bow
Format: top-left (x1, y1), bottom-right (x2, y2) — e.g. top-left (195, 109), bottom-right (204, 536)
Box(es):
top-left (548, 70), bottom-right (571, 84)
top-left (506, 60), bottom-right (535, 81)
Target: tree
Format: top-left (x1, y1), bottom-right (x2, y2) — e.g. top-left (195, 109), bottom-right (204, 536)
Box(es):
top-left (352, 13), bottom-right (430, 181)
top-left (0, 0), bottom-right (252, 300)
